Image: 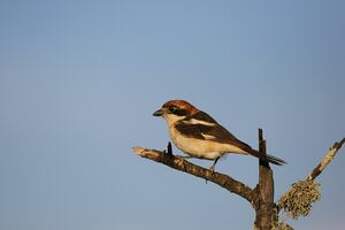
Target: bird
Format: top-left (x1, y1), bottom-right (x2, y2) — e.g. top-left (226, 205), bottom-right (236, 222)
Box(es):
top-left (153, 99), bottom-right (286, 170)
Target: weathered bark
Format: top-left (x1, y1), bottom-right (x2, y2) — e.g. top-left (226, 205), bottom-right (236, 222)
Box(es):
top-left (132, 146), bottom-right (256, 204)
top-left (254, 129), bottom-right (277, 230)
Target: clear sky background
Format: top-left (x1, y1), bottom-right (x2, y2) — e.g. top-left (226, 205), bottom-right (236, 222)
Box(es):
top-left (1, 1), bottom-right (345, 229)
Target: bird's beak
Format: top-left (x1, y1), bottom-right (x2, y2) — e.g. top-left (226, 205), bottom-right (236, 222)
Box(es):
top-left (153, 108), bottom-right (164, 117)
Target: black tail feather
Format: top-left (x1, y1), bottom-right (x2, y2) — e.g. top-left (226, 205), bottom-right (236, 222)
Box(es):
top-left (265, 154), bottom-right (287, 166)
top-left (247, 148), bottom-right (287, 166)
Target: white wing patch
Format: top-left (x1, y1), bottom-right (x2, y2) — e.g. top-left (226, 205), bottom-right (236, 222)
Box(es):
top-left (201, 133), bottom-right (217, 140)
top-left (182, 118), bottom-right (216, 126)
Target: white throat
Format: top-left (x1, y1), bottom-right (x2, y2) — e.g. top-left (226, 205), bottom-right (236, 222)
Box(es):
top-left (163, 114), bottom-right (186, 127)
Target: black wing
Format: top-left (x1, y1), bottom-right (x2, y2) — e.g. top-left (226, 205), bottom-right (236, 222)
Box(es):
top-left (176, 112), bottom-right (252, 151)
top-left (176, 113), bottom-right (287, 165)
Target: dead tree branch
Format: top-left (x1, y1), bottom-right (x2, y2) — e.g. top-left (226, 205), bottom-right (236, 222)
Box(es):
top-left (132, 146), bottom-right (257, 205)
top-left (254, 129), bottom-right (276, 230)
top-left (132, 133), bottom-right (344, 230)
top-left (307, 137), bottom-right (345, 181)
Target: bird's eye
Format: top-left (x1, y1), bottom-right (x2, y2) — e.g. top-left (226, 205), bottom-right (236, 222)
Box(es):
top-left (169, 107), bottom-right (179, 113)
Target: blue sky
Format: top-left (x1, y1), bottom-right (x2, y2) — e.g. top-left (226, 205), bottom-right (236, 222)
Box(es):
top-left (1, 1), bottom-right (345, 229)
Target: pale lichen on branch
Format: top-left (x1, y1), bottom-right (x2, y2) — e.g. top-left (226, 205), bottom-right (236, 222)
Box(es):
top-left (278, 138), bottom-right (344, 220)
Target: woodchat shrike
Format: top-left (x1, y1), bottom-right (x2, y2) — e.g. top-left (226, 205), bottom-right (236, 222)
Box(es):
top-left (153, 99), bottom-right (286, 170)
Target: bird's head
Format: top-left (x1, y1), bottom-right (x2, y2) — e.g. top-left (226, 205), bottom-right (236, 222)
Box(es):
top-left (153, 99), bottom-right (199, 125)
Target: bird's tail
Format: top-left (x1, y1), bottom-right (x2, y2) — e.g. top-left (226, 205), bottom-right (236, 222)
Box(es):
top-left (247, 148), bottom-right (286, 166)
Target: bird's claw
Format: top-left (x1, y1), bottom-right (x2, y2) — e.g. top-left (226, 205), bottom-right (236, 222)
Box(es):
top-left (209, 165), bottom-right (215, 172)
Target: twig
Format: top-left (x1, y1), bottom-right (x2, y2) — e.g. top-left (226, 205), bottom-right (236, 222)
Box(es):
top-left (307, 137), bottom-right (345, 181)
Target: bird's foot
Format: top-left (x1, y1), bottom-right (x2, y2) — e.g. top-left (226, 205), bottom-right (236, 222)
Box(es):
top-left (209, 165), bottom-right (216, 172)
top-left (208, 157), bottom-right (220, 173)
top-left (205, 163), bottom-right (217, 184)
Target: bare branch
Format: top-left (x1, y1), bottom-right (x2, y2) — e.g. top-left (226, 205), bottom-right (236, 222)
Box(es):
top-left (307, 137), bottom-right (345, 181)
top-left (132, 146), bottom-right (257, 205)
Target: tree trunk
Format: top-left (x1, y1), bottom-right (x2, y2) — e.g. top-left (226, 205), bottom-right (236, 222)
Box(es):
top-left (254, 129), bottom-right (277, 230)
